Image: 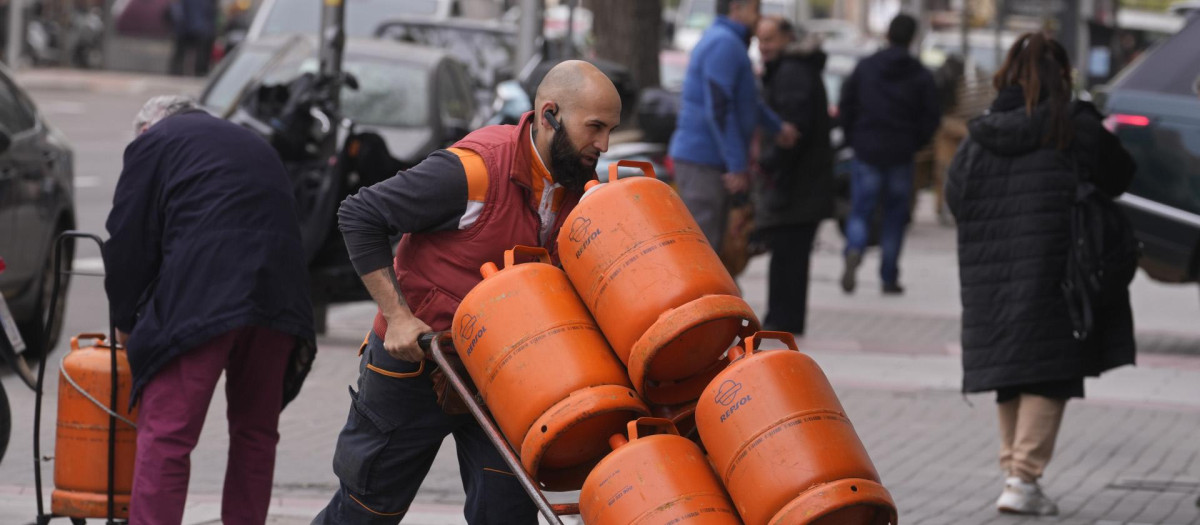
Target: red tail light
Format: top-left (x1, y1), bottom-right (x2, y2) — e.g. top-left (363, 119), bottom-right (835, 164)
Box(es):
top-left (1104, 114), bottom-right (1150, 132)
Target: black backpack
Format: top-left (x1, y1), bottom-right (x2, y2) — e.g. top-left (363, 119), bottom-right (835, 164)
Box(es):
top-left (1061, 172), bottom-right (1140, 341)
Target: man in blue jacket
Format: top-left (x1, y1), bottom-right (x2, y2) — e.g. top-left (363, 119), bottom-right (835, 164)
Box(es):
top-left (104, 95), bottom-right (314, 524)
top-left (668, 0), bottom-right (796, 253)
top-left (838, 13), bottom-right (940, 295)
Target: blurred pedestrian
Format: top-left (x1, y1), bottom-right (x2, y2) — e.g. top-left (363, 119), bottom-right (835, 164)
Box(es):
top-left (168, 0), bottom-right (217, 76)
top-left (838, 13), bottom-right (940, 295)
top-left (668, 0), bottom-right (797, 255)
top-left (753, 16), bottom-right (833, 335)
top-left (105, 95), bottom-right (316, 524)
top-left (946, 33), bottom-right (1136, 516)
top-left (314, 61), bottom-right (622, 524)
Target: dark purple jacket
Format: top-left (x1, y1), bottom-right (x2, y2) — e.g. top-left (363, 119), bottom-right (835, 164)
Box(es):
top-left (104, 111), bottom-right (314, 402)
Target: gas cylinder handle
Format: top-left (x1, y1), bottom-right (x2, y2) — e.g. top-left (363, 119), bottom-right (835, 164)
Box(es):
top-left (70, 332), bottom-right (108, 352)
top-left (736, 331), bottom-right (799, 361)
top-left (607, 159), bottom-right (657, 182)
top-left (504, 245), bottom-right (551, 268)
top-left (627, 417), bottom-right (680, 441)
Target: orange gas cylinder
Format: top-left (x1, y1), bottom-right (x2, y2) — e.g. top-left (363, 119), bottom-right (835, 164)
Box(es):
top-left (52, 333), bottom-right (138, 519)
top-left (453, 246), bottom-right (649, 491)
top-left (557, 161), bottom-right (759, 406)
top-left (580, 418), bottom-right (742, 525)
top-left (694, 332), bottom-right (897, 525)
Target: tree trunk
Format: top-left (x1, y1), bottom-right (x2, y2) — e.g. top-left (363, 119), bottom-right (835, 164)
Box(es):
top-left (583, 0), bottom-right (661, 94)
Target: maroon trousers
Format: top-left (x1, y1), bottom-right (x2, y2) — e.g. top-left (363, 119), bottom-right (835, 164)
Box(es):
top-left (130, 326), bottom-right (294, 525)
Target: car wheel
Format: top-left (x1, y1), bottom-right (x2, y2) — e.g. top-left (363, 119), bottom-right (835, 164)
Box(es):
top-left (17, 233), bottom-right (73, 359)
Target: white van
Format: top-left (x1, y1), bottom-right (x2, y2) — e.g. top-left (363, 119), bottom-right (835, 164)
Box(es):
top-left (245, 0), bottom-right (464, 42)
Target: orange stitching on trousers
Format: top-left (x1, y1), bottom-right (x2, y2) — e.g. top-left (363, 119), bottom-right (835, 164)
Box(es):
top-left (366, 360), bottom-right (425, 379)
top-left (348, 493), bottom-right (407, 516)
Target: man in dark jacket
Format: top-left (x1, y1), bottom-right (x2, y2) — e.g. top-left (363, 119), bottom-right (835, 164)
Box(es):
top-left (753, 16), bottom-right (834, 334)
top-left (105, 96), bottom-right (314, 524)
top-left (838, 13), bottom-right (940, 295)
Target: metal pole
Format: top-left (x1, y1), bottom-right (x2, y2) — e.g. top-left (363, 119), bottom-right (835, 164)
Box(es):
top-left (994, 0), bottom-right (1004, 72)
top-left (564, 0), bottom-right (575, 58)
top-left (6, 0), bottom-right (22, 68)
top-left (101, 0), bottom-right (113, 69)
top-left (960, 0), bottom-right (971, 74)
top-left (318, 0), bottom-right (346, 104)
top-left (419, 333), bottom-right (568, 524)
top-left (516, 0), bottom-right (540, 72)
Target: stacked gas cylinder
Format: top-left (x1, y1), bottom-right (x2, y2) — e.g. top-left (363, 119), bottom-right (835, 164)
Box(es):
top-left (451, 161), bottom-right (898, 525)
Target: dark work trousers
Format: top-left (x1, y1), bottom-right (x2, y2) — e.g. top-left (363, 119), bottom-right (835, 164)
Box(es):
top-left (169, 34), bottom-right (214, 77)
top-left (314, 332), bottom-right (536, 524)
top-left (762, 223), bottom-right (820, 335)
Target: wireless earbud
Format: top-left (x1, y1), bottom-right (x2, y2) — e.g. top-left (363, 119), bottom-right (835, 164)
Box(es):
top-left (544, 109), bottom-right (562, 132)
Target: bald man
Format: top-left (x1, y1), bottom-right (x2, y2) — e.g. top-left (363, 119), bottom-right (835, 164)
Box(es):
top-left (314, 61), bottom-right (621, 524)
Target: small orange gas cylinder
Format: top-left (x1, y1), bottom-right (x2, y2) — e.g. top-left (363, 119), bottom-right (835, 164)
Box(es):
top-left (52, 333), bottom-right (138, 519)
top-left (557, 161), bottom-right (759, 406)
top-left (453, 246), bottom-right (649, 491)
top-left (580, 417), bottom-right (742, 525)
top-left (694, 332), bottom-right (897, 525)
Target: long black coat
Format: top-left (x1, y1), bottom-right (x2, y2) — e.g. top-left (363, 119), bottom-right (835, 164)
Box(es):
top-left (947, 91), bottom-right (1136, 393)
top-left (754, 43), bottom-right (835, 228)
top-left (104, 111), bottom-right (314, 401)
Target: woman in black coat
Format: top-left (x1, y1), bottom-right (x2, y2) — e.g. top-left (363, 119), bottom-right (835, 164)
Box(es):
top-left (946, 33), bottom-right (1135, 516)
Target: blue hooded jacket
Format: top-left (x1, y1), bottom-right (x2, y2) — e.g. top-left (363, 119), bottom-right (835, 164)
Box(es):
top-left (668, 16), bottom-right (782, 174)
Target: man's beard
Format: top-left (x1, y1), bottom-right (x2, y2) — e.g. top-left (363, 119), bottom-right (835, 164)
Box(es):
top-left (549, 125), bottom-right (595, 193)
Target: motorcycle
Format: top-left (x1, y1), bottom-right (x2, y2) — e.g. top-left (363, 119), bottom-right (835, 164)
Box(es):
top-left (25, 4), bottom-right (105, 69)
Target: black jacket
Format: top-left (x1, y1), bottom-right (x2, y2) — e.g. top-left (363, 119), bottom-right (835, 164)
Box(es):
top-left (839, 46), bottom-right (940, 166)
top-left (755, 42), bottom-right (835, 228)
top-left (947, 88), bottom-right (1136, 393)
top-left (104, 111), bottom-right (314, 402)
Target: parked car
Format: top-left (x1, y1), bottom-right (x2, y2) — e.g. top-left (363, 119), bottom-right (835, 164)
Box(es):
top-left (244, 0), bottom-right (464, 42)
top-left (375, 15), bottom-right (521, 116)
top-left (1102, 14), bottom-right (1200, 287)
top-left (200, 34), bottom-right (479, 168)
top-left (0, 64), bottom-right (75, 356)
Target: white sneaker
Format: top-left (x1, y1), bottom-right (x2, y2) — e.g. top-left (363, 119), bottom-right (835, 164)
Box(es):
top-left (996, 476), bottom-right (1059, 516)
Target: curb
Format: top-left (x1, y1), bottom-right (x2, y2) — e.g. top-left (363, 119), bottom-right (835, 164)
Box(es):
top-left (14, 68), bottom-right (205, 96)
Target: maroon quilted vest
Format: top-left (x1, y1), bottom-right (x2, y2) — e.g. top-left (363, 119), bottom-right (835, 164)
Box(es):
top-left (371, 112), bottom-right (583, 340)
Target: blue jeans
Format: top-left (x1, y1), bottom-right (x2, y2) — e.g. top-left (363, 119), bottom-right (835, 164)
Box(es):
top-left (844, 159), bottom-right (913, 285)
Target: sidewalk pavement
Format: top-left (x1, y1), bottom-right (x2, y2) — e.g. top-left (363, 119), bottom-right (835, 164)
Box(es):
top-left (2, 186), bottom-right (1198, 523)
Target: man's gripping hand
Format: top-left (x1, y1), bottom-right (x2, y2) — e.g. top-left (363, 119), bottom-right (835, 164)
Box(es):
top-left (383, 312), bottom-right (432, 362)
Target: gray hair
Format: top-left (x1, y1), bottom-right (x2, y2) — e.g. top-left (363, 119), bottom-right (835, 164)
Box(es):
top-left (133, 95), bottom-right (198, 133)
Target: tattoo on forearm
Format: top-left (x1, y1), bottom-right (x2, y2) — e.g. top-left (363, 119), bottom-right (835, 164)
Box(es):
top-left (386, 267), bottom-right (408, 308)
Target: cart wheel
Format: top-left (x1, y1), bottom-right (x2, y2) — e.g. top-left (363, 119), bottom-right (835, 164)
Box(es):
top-left (0, 382), bottom-right (10, 466)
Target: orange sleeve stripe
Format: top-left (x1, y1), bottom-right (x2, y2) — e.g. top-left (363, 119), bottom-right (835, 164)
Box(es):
top-left (447, 147), bottom-right (489, 202)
